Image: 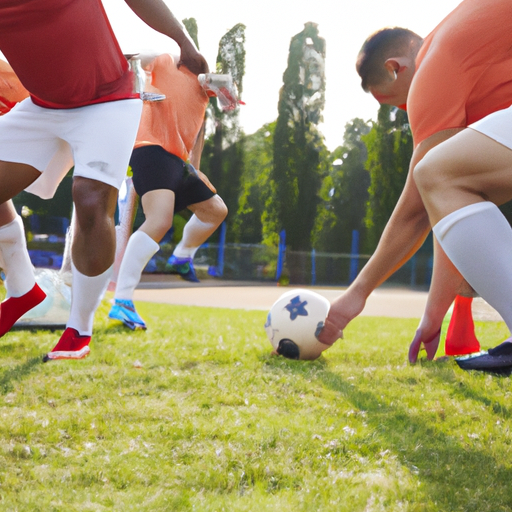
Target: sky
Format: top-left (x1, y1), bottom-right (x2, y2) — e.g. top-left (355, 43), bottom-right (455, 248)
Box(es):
top-left (103, 0), bottom-right (464, 150)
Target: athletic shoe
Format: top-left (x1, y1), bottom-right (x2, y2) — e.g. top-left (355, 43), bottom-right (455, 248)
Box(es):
top-left (43, 328), bottom-right (91, 362)
top-left (165, 255), bottom-right (200, 283)
top-left (455, 339), bottom-right (512, 374)
top-left (108, 299), bottom-right (147, 330)
top-left (0, 283), bottom-right (46, 337)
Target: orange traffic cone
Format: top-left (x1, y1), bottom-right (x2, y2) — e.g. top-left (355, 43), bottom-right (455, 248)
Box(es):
top-left (444, 295), bottom-right (481, 356)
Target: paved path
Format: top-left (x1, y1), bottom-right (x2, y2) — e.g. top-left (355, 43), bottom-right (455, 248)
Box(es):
top-left (133, 276), bottom-right (503, 321)
top-left (133, 277), bottom-right (428, 318)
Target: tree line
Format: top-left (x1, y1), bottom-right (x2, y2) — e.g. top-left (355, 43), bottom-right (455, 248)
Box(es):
top-left (202, 21), bottom-right (415, 258)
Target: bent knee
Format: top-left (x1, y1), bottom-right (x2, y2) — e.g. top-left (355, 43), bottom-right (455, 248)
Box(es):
top-left (73, 178), bottom-right (118, 221)
top-left (146, 217), bottom-right (173, 238)
top-left (413, 151), bottom-right (447, 195)
top-left (214, 196), bottom-right (228, 221)
top-left (195, 195), bottom-right (228, 224)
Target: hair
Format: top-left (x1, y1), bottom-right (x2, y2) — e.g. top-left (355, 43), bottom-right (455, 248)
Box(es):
top-left (356, 27), bottom-right (422, 91)
top-left (277, 339), bottom-right (300, 360)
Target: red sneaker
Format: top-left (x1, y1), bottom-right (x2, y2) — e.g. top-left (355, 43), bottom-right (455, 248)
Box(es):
top-left (0, 283), bottom-right (46, 337)
top-left (43, 328), bottom-right (91, 362)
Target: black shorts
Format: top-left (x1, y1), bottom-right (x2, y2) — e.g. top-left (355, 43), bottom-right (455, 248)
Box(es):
top-left (130, 145), bottom-right (215, 213)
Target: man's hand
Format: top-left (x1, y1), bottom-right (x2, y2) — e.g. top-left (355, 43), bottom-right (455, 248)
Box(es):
top-left (317, 290), bottom-right (366, 345)
top-left (124, 0), bottom-right (209, 75)
top-left (178, 40), bottom-right (209, 76)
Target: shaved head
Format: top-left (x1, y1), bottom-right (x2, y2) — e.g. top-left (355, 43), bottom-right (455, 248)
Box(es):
top-left (356, 27), bottom-right (423, 91)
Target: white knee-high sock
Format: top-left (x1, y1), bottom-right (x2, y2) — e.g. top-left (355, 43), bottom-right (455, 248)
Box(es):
top-left (114, 230), bottom-right (159, 301)
top-left (173, 215), bottom-right (215, 259)
top-left (433, 202), bottom-right (512, 332)
top-left (0, 216), bottom-right (35, 297)
top-left (67, 262), bottom-right (113, 336)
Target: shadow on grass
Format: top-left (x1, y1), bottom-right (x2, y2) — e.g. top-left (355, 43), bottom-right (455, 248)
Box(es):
top-left (0, 356), bottom-right (41, 395)
top-left (321, 368), bottom-right (512, 510)
top-left (265, 355), bottom-right (512, 511)
top-left (423, 362), bottom-right (512, 422)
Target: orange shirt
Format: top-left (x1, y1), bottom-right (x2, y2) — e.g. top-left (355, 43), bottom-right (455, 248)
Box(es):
top-left (408, 0), bottom-right (512, 147)
top-left (135, 54), bottom-right (209, 162)
top-left (0, 59), bottom-right (28, 114)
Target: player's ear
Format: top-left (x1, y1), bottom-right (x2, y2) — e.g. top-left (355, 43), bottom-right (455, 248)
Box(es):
top-left (384, 58), bottom-right (406, 80)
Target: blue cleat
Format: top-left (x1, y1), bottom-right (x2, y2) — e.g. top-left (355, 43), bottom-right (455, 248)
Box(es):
top-left (165, 255), bottom-right (200, 283)
top-left (108, 299), bottom-right (147, 330)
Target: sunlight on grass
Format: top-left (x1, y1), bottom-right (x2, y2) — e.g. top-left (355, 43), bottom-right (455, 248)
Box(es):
top-left (0, 299), bottom-right (511, 511)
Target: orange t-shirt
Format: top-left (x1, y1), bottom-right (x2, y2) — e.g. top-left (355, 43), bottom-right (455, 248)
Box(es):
top-left (407, 0), bottom-right (512, 147)
top-left (134, 54), bottom-right (209, 162)
top-left (0, 59), bottom-right (28, 114)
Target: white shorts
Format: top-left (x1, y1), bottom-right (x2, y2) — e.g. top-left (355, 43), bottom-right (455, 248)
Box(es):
top-left (0, 98), bottom-right (142, 199)
top-left (470, 104), bottom-right (512, 151)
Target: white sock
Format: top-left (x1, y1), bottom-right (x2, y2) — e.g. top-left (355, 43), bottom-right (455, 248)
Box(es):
top-left (433, 202), bottom-right (512, 331)
top-left (173, 215), bottom-right (215, 259)
top-left (0, 216), bottom-right (35, 297)
top-left (67, 262), bottom-right (113, 336)
top-left (114, 230), bottom-right (159, 301)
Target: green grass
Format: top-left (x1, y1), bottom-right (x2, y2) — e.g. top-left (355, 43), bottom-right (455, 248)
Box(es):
top-left (1, 297), bottom-right (512, 511)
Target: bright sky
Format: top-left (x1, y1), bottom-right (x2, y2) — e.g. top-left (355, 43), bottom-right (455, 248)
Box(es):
top-left (103, 0), bottom-right (463, 150)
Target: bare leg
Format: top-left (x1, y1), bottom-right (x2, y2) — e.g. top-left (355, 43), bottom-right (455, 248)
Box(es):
top-left (175, 195), bottom-right (228, 257)
top-left (0, 162), bottom-right (46, 336)
top-left (113, 189), bottom-right (174, 302)
top-left (71, 177), bottom-right (118, 275)
top-left (415, 129), bottom-right (512, 224)
top-left (408, 238), bottom-right (462, 363)
top-left (419, 239), bottom-right (462, 337)
top-left (108, 189), bottom-right (175, 329)
top-left (45, 178), bottom-right (121, 359)
top-left (415, 128), bottom-right (512, 331)
top-left (63, 177), bottom-right (118, 335)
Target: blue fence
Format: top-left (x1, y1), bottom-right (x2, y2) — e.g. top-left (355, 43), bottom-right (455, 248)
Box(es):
top-left (25, 219), bottom-right (433, 289)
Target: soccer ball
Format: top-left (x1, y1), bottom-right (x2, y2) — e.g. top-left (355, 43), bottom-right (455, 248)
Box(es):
top-left (265, 289), bottom-right (331, 360)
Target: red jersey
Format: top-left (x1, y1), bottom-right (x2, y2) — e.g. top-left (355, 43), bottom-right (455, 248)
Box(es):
top-left (0, 59), bottom-right (28, 114)
top-left (408, 0), bottom-right (512, 147)
top-left (135, 54), bottom-right (209, 161)
top-left (0, 0), bottom-right (136, 109)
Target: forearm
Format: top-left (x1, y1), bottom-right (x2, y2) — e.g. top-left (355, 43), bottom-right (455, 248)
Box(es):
top-left (350, 130), bottom-right (464, 300)
top-left (124, 0), bottom-right (191, 48)
top-left (189, 121), bottom-right (206, 169)
top-left (318, 181), bottom-right (430, 345)
top-left (421, 238), bottom-right (463, 325)
top-left (352, 199), bottom-right (431, 299)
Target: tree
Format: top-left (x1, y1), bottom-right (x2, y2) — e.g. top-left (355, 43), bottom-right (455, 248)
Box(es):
top-left (313, 118), bottom-right (371, 253)
top-left (200, 23), bottom-right (246, 240)
top-left (363, 105), bottom-right (413, 252)
top-left (233, 122), bottom-right (275, 244)
top-left (271, 22), bottom-right (328, 251)
top-left (182, 18), bottom-right (199, 49)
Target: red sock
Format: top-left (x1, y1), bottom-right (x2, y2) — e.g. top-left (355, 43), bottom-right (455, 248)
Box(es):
top-left (0, 283), bottom-right (46, 337)
top-left (445, 295), bottom-right (481, 356)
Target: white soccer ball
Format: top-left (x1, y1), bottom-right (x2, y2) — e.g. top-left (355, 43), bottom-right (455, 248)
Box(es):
top-left (265, 289), bottom-right (331, 360)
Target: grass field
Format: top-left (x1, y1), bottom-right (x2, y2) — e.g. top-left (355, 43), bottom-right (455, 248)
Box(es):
top-left (1, 297), bottom-right (512, 511)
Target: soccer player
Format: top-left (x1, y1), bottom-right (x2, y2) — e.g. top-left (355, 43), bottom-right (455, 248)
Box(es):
top-left (108, 53), bottom-right (227, 330)
top-left (318, 0), bottom-right (512, 363)
top-left (0, 0), bottom-right (207, 360)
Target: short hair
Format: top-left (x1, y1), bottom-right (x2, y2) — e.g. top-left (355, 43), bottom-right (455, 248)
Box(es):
top-left (356, 27), bottom-right (422, 91)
